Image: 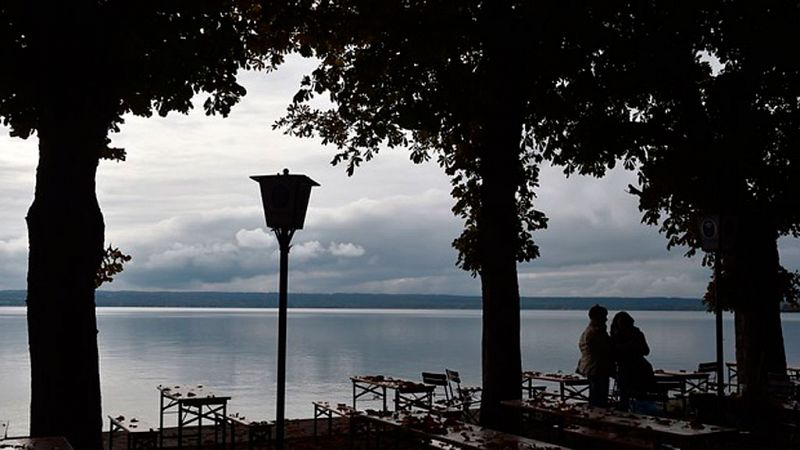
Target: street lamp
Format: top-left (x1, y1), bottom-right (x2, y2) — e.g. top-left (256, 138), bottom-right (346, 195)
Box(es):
top-left (699, 214), bottom-right (725, 397)
top-left (251, 168), bottom-right (319, 450)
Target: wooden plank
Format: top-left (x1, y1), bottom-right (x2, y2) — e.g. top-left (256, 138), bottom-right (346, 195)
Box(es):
top-left (503, 398), bottom-right (737, 447)
top-left (109, 416), bottom-right (157, 433)
top-left (108, 415), bottom-right (158, 450)
top-left (561, 424), bottom-right (653, 450)
top-left (0, 437), bottom-right (73, 450)
top-left (360, 411), bottom-right (570, 449)
top-left (223, 413), bottom-right (272, 450)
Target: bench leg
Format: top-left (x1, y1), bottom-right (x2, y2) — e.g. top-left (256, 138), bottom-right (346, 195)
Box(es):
top-left (108, 422), bottom-right (114, 450)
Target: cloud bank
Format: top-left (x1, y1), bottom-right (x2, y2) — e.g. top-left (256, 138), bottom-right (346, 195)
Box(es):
top-left (1, 56), bottom-right (798, 296)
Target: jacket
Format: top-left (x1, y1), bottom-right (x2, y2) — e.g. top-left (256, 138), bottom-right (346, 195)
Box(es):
top-left (576, 320), bottom-right (613, 377)
top-left (612, 326), bottom-right (654, 393)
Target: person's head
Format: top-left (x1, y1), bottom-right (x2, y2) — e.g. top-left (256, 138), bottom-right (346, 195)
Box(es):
top-left (588, 304), bottom-right (608, 322)
top-left (611, 311), bottom-right (634, 332)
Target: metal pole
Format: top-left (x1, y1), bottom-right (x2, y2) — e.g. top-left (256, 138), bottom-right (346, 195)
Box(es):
top-left (275, 229), bottom-right (293, 450)
top-left (714, 252), bottom-right (725, 397)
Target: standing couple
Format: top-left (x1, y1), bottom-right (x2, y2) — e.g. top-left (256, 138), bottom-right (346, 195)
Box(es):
top-left (577, 304), bottom-right (655, 409)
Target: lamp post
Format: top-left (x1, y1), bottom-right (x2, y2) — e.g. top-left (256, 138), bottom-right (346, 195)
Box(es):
top-left (251, 169), bottom-right (319, 450)
top-left (699, 215), bottom-right (725, 397)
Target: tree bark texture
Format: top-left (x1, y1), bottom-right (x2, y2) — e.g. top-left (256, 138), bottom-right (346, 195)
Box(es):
top-left (476, 1), bottom-right (525, 431)
top-left (728, 216), bottom-right (787, 399)
top-left (26, 111), bottom-right (106, 450)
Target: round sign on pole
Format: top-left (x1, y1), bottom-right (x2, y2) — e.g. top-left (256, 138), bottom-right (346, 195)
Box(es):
top-left (699, 215), bottom-right (720, 251)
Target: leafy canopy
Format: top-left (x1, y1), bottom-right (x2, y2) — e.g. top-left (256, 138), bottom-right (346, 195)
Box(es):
top-left (536, 1), bottom-right (800, 305)
top-left (274, 1), bottom-right (617, 273)
top-left (0, 0), bottom-right (289, 159)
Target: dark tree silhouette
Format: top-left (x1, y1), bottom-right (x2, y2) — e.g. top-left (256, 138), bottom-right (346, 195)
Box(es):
top-left (272, 0), bottom-right (612, 428)
top-left (539, 2), bottom-right (799, 401)
top-left (0, 2), bottom-right (284, 449)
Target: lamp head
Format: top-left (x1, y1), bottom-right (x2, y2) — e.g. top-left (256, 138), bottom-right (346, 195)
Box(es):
top-left (251, 169), bottom-right (320, 230)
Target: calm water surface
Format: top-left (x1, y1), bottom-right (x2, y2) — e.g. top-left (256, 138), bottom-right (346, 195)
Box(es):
top-left (1, 307), bottom-right (799, 436)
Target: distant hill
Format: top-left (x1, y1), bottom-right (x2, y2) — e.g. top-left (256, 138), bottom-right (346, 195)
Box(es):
top-left (0, 290), bottom-right (707, 310)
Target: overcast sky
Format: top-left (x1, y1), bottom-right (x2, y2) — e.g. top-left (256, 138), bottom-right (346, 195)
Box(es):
top-left (2, 56), bottom-right (798, 297)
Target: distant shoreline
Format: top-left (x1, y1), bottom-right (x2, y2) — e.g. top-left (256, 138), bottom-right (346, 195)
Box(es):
top-left (0, 290), bottom-right (714, 311)
top-left (3, 289), bottom-right (794, 311)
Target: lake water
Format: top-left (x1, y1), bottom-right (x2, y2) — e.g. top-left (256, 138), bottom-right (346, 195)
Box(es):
top-left (1, 307), bottom-right (799, 436)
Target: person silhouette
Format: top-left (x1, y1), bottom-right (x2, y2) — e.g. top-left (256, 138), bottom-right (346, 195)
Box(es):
top-left (610, 311), bottom-right (654, 411)
top-left (576, 304), bottom-right (612, 407)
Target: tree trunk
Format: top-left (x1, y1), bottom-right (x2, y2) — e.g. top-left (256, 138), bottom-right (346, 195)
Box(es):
top-left (728, 215), bottom-right (787, 400)
top-left (477, 151), bottom-right (524, 432)
top-left (476, 1), bottom-right (525, 430)
top-left (26, 3), bottom-right (108, 449)
top-left (26, 109), bottom-right (105, 450)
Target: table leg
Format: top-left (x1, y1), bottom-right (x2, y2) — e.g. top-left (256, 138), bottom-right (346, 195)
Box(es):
top-left (159, 394), bottom-right (165, 449)
top-left (313, 405), bottom-right (318, 438)
top-left (230, 420), bottom-right (237, 450)
top-left (178, 403), bottom-right (184, 450)
top-left (222, 403), bottom-right (227, 450)
top-left (681, 380), bottom-right (687, 412)
top-left (198, 406), bottom-right (203, 450)
top-left (108, 419), bottom-right (114, 450)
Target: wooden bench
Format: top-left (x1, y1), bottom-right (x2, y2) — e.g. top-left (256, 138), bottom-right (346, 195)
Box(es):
top-left (426, 442), bottom-right (459, 450)
top-left (223, 413), bottom-right (272, 450)
top-left (561, 424), bottom-right (654, 450)
top-left (426, 397), bottom-right (483, 425)
top-left (1, 437), bottom-right (73, 450)
top-left (360, 411), bottom-right (570, 450)
top-left (312, 401), bottom-right (362, 438)
top-left (107, 415), bottom-right (158, 450)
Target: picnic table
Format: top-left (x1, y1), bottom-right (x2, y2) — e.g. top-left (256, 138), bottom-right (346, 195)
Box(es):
top-left (312, 401), bottom-right (362, 437)
top-left (157, 384), bottom-right (231, 450)
top-left (653, 368), bottom-right (712, 411)
top-left (654, 369), bottom-right (711, 395)
top-left (725, 362), bottom-right (800, 381)
top-left (723, 362), bottom-right (739, 392)
top-left (222, 413), bottom-right (272, 450)
top-left (0, 437), bottom-right (73, 450)
top-left (725, 362), bottom-right (800, 397)
top-left (107, 415), bottom-right (158, 450)
top-left (778, 400), bottom-right (800, 424)
top-left (358, 410), bottom-right (570, 449)
top-left (351, 375), bottom-right (435, 412)
top-left (521, 371), bottom-right (589, 403)
top-left (502, 398), bottom-right (737, 449)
